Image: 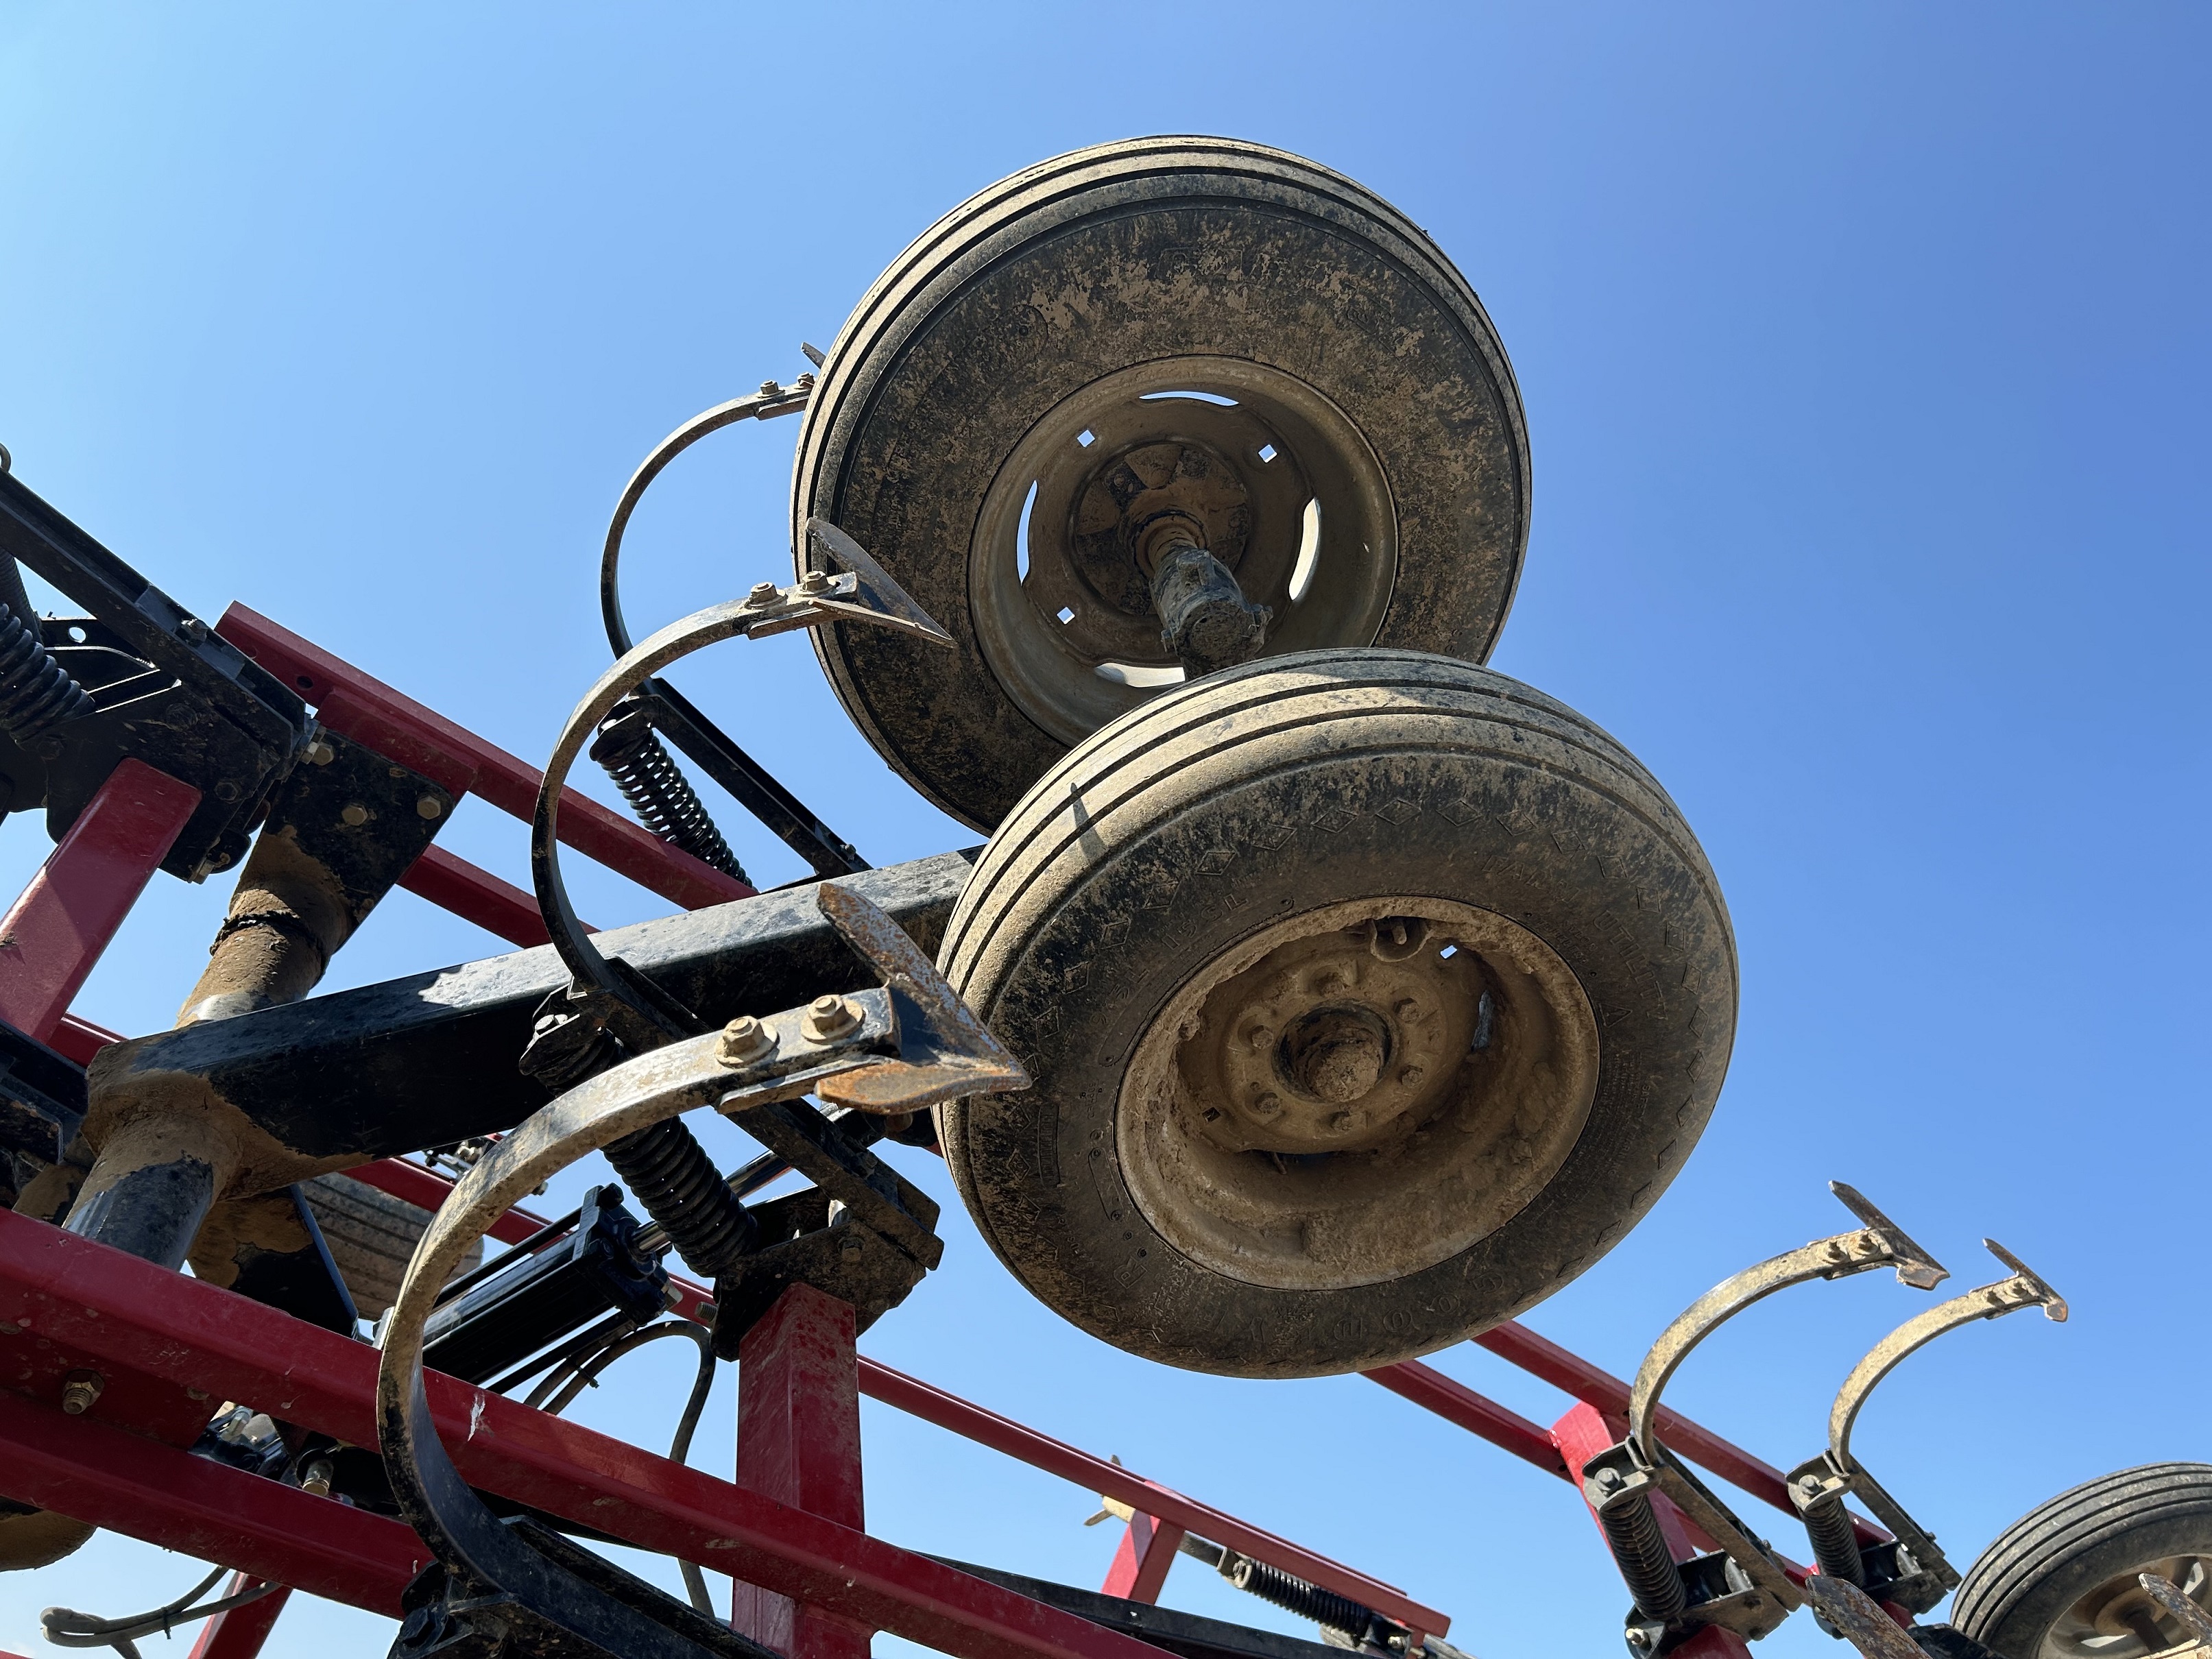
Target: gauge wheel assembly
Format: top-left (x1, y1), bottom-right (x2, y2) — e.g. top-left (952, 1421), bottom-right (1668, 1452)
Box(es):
top-left (793, 135), bottom-right (1530, 831)
top-left (934, 648), bottom-right (1735, 1377)
top-left (1952, 1464), bottom-right (2212, 1659)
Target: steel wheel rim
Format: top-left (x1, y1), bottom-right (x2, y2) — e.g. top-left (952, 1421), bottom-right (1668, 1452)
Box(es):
top-left (1116, 896), bottom-right (1599, 1293)
top-left (2043, 1556), bottom-right (2212, 1657)
top-left (971, 356), bottom-right (1397, 746)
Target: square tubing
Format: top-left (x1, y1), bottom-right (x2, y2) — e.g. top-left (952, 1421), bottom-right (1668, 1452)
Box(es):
top-left (1101, 1514), bottom-right (1186, 1605)
top-left (186, 1575), bottom-right (293, 1659)
top-left (1552, 1403), bottom-right (1753, 1659)
top-left (0, 758), bottom-right (200, 1040)
top-left (732, 1283), bottom-right (873, 1659)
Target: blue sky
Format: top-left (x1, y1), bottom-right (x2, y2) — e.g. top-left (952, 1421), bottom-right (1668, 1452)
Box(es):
top-left (2, 5), bottom-right (2207, 1657)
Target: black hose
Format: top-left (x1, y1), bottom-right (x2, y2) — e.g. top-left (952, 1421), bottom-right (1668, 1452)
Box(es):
top-left (0, 598), bottom-right (93, 745)
top-left (529, 1320), bottom-right (719, 1617)
top-left (43, 1566), bottom-right (281, 1659)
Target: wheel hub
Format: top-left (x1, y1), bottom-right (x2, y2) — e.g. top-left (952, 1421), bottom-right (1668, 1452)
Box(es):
top-left (1070, 438), bottom-right (1253, 615)
top-left (1118, 897), bottom-right (1601, 1292)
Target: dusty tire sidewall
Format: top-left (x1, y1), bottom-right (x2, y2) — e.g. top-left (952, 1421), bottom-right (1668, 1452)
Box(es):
top-left (938, 662), bottom-right (1731, 1376)
top-left (795, 138), bottom-right (1528, 831)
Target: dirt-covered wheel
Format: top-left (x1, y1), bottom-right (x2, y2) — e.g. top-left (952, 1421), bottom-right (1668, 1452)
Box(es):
top-left (793, 136), bottom-right (1530, 832)
top-left (935, 648), bottom-right (1734, 1377)
top-left (1951, 1464), bottom-right (2212, 1659)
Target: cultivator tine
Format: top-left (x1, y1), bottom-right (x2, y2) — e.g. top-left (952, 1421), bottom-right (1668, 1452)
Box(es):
top-left (1581, 1185), bottom-right (1953, 1645)
top-left (2138, 1573), bottom-right (2212, 1651)
top-left (1786, 1239), bottom-right (2068, 1610)
top-left (1799, 1574), bottom-right (1937, 1659)
top-left (806, 517), bottom-right (954, 646)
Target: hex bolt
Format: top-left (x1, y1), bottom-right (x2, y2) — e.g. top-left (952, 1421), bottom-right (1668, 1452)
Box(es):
top-left (802, 994), bottom-right (862, 1043)
top-left (1251, 1092), bottom-right (1282, 1118)
top-left (800, 568), bottom-right (832, 594)
top-left (178, 617), bottom-right (208, 644)
top-left (759, 378), bottom-right (782, 397)
top-left (302, 1456), bottom-right (336, 1498)
top-left (416, 795), bottom-right (444, 820)
top-left (716, 1014), bottom-right (776, 1067)
top-left (745, 581), bottom-right (782, 607)
top-left (59, 1370), bottom-right (104, 1416)
top-left (1594, 1467), bottom-right (1623, 1494)
top-left (1626, 1632), bottom-right (1652, 1651)
top-left (306, 739), bottom-right (337, 766)
top-left (341, 803), bottom-right (370, 826)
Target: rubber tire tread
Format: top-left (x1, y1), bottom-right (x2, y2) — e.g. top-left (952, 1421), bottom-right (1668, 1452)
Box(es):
top-left (1951, 1463), bottom-right (2212, 1659)
top-left (792, 134), bottom-right (1530, 831)
top-left (935, 646), bottom-right (1735, 1376)
top-left (303, 1172), bottom-right (481, 1320)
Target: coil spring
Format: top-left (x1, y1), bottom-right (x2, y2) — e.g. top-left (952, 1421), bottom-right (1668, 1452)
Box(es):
top-left (0, 600), bottom-right (93, 745)
top-left (1597, 1490), bottom-right (1689, 1622)
top-left (1225, 1555), bottom-right (1380, 1641)
top-left (602, 1118), bottom-right (756, 1279)
top-left (592, 716), bottom-right (749, 886)
top-left (1801, 1492), bottom-right (1865, 1586)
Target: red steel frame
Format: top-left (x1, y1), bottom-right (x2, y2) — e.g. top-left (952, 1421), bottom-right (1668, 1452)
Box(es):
top-left (0, 606), bottom-right (1912, 1659)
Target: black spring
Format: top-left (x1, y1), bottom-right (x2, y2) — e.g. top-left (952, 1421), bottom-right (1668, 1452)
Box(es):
top-left (591, 714), bottom-right (749, 886)
top-left (1801, 1493), bottom-right (1865, 1586)
top-left (1597, 1491), bottom-right (1689, 1622)
top-left (0, 600), bottom-right (93, 745)
top-left (1224, 1554), bottom-right (1381, 1641)
top-left (602, 1118), bottom-right (756, 1279)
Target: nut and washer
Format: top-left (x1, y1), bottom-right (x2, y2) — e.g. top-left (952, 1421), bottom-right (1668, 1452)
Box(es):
top-left (799, 568), bottom-right (832, 594)
top-left (716, 1015), bottom-right (776, 1067)
top-left (801, 994), bottom-right (862, 1043)
top-left (60, 1370), bottom-right (104, 1416)
top-left (744, 581), bottom-right (782, 607)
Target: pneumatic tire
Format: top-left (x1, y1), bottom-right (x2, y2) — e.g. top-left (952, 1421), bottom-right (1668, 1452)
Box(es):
top-left (935, 648), bottom-right (1734, 1377)
top-left (1952, 1464), bottom-right (2212, 1659)
top-left (794, 136), bottom-right (1530, 832)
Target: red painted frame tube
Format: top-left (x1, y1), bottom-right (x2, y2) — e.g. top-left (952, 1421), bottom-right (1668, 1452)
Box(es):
top-left (1471, 1322), bottom-right (1887, 1547)
top-left (0, 759), bottom-right (200, 1040)
top-left (397, 843), bottom-right (597, 947)
top-left (0, 1211), bottom-right (1194, 1659)
top-left (1362, 1360), bottom-right (1567, 1479)
top-left (1101, 1514), bottom-right (1186, 1606)
top-left (216, 604), bottom-right (752, 912)
top-left (187, 1575), bottom-right (295, 1659)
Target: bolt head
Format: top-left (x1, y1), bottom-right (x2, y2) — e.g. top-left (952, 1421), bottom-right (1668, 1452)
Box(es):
top-left (341, 803), bottom-right (370, 827)
top-left (1595, 1466), bottom-right (1623, 1492)
top-left (307, 740), bottom-right (336, 766)
top-left (1251, 1092), bottom-right (1282, 1118)
top-left (802, 994), bottom-right (863, 1043)
top-left (716, 1014), bottom-right (775, 1067)
top-left (417, 795), bottom-right (444, 820)
top-left (760, 378), bottom-right (782, 397)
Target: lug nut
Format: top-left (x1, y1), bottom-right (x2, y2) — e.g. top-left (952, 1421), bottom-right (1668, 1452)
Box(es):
top-left (1251, 1092), bottom-right (1282, 1118)
top-left (745, 581), bottom-right (782, 607)
top-left (802, 994), bottom-right (862, 1043)
top-left (60, 1370), bottom-right (104, 1416)
top-left (716, 1015), bottom-right (776, 1067)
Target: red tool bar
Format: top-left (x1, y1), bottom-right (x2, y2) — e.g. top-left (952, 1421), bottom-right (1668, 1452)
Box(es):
top-left (345, 1157), bottom-right (1443, 1635)
top-left (1362, 1361), bottom-right (1567, 1479)
top-left (0, 759), bottom-right (200, 1041)
top-left (187, 1575), bottom-right (294, 1659)
top-left (1471, 1322), bottom-right (1887, 1547)
top-left (854, 1357), bottom-right (1443, 1638)
top-left (49, 1012), bottom-right (123, 1065)
top-left (0, 1390), bottom-right (425, 1610)
top-left (397, 843), bottom-right (598, 947)
top-left (215, 605), bottom-right (752, 912)
top-left (0, 1211), bottom-right (1175, 1659)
